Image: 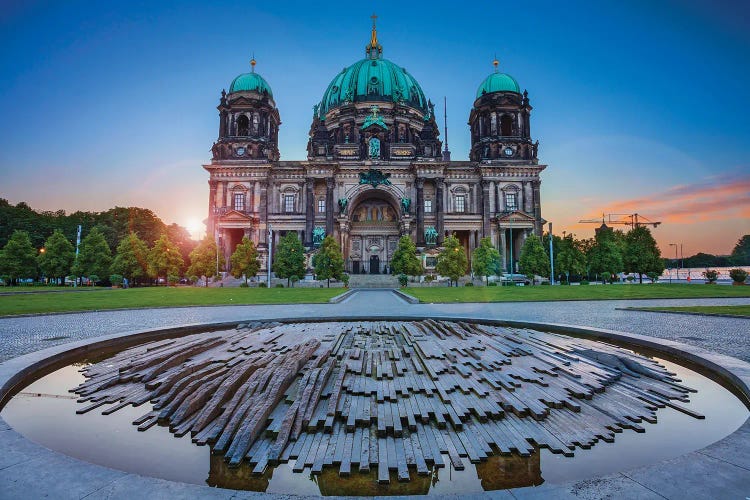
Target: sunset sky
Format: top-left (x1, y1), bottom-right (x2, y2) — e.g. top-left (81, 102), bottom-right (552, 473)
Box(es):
top-left (1, 0), bottom-right (748, 255)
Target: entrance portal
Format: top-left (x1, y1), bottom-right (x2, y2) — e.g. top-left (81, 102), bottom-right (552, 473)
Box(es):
top-left (369, 255), bottom-right (380, 274)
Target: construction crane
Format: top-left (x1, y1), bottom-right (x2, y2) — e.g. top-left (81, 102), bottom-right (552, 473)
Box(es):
top-left (578, 213), bottom-right (662, 230)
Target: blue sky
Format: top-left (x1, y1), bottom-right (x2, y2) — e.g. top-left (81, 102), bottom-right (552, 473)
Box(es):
top-left (1, 0), bottom-right (748, 253)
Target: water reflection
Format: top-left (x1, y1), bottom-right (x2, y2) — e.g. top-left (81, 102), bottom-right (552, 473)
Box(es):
top-left (1, 355), bottom-right (747, 495)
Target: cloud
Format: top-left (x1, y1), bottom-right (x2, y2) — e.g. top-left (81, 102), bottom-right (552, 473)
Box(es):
top-left (583, 173), bottom-right (750, 224)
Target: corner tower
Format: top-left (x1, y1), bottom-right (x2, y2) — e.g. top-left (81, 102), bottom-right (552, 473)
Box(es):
top-left (211, 58), bottom-right (281, 162)
top-left (468, 58), bottom-right (536, 162)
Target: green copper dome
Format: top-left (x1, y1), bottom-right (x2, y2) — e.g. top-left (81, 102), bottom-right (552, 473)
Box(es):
top-left (476, 72), bottom-right (520, 98)
top-left (318, 57), bottom-right (428, 117)
top-left (229, 72), bottom-right (273, 97)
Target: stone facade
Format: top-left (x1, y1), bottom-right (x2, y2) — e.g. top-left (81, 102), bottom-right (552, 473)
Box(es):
top-left (203, 27), bottom-right (546, 277)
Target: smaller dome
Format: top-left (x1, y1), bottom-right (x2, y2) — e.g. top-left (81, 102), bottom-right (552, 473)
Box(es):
top-left (476, 72), bottom-right (520, 98)
top-left (229, 72), bottom-right (273, 97)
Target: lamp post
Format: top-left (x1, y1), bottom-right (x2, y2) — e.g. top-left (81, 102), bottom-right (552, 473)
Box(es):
top-left (548, 222), bottom-right (554, 286)
top-left (669, 243), bottom-right (678, 281)
top-left (267, 224), bottom-right (273, 287)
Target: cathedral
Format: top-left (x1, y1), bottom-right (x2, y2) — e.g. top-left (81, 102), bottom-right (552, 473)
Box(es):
top-left (204, 19), bottom-right (546, 277)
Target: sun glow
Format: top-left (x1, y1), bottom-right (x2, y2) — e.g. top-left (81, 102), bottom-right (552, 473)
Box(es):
top-left (185, 218), bottom-right (205, 240)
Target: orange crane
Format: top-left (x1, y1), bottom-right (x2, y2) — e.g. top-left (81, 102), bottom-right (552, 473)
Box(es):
top-left (578, 213), bottom-right (662, 229)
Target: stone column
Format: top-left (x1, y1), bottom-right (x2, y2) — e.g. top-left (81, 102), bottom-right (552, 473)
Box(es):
top-left (259, 181), bottom-right (268, 245)
top-left (435, 177), bottom-right (445, 244)
top-left (208, 180), bottom-right (217, 234)
top-left (416, 178), bottom-right (425, 245)
top-left (481, 180), bottom-right (491, 238)
top-left (532, 180), bottom-right (542, 236)
top-left (253, 181), bottom-right (261, 212)
top-left (304, 177), bottom-right (314, 246)
top-left (325, 177), bottom-right (335, 237)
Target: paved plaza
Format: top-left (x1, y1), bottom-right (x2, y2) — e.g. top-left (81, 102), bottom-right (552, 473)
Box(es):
top-left (0, 290), bottom-right (749, 499)
top-left (1, 290), bottom-right (748, 363)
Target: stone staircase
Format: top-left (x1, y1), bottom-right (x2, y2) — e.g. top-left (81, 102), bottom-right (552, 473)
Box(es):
top-left (348, 274), bottom-right (400, 289)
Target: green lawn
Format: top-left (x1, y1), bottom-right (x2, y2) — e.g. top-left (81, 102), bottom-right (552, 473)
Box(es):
top-left (631, 305), bottom-right (750, 317)
top-left (405, 284), bottom-right (750, 303)
top-left (0, 286), bottom-right (343, 316)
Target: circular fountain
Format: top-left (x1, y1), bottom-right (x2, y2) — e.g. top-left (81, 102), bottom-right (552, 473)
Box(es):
top-left (1, 318), bottom-right (748, 496)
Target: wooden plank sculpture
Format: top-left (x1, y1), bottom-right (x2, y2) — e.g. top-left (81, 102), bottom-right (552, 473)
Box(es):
top-left (73, 320), bottom-right (702, 484)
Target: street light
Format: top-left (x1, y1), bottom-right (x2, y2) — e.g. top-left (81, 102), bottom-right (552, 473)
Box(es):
top-left (548, 222), bottom-right (554, 286)
top-left (267, 224), bottom-right (273, 287)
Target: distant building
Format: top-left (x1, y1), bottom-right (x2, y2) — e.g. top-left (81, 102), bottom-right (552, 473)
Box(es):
top-left (204, 19), bottom-right (546, 275)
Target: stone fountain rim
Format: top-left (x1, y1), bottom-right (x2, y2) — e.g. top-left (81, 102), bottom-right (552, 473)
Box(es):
top-left (1, 315), bottom-right (749, 499)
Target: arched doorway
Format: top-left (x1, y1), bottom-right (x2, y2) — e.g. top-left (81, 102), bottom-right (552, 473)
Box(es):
top-left (347, 190), bottom-right (401, 274)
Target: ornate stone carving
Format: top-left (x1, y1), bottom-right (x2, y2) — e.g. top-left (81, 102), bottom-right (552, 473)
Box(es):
top-left (358, 169), bottom-right (391, 187)
top-left (338, 198), bottom-right (348, 213)
top-left (400, 197), bottom-right (411, 214)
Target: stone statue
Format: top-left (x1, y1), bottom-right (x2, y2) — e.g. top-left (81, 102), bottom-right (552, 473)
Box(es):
top-left (401, 197), bottom-right (411, 214)
top-left (424, 226), bottom-right (438, 246)
top-left (338, 198), bottom-right (348, 214)
top-left (312, 227), bottom-right (325, 246)
top-left (368, 137), bottom-right (381, 158)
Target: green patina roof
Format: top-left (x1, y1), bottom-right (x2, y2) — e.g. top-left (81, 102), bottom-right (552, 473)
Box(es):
top-left (476, 72), bottom-right (520, 98)
top-left (318, 57), bottom-right (428, 117)
top-left (229, 72), bottom-right (273, 97)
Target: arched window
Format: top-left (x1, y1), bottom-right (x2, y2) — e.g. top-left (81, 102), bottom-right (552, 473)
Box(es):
top-left (501, 114), bottom-right (513, 136)
top-left (490, 112), bottom-right (497, 135)
top-left (236, 115), bottom-right (249, 136)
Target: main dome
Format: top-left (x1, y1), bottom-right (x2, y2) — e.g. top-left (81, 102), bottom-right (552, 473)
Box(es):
top-left (317, 21), bottom-right (428, 118)
top-left (318, 58), bottom-right (428, 117)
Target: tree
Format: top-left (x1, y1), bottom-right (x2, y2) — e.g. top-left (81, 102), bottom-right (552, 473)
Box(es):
top-left (436, 234), bottom-right (468, 287)
top-left (623, 226), bottom-right (664, 284)
top-left (730, 235), bottom-right (750, 265)
top-left (390, 236), bottom-right (423, 277)
top-left (518, 234), bottom-right (549, 284)
top-left (230, 237), bottom-right (260, 285)
top-left (472, 237), bottom-right (501, 284)
top-left (312, 235), bottom-right (344, 287)
top-left (148, 234), bottom-right (184, 285)
top-left (554, 235), bottom-right (586, 283)
top-left (0, 230), bottom-right (38, 285)
top-left (110, 233), bottom-right (149, 285)
top-left (38, 230), bottom-right (75, 284)
top-left (72, 227), bottom-right (112, 284)
top-left (187, 236), bottom-right (222, 287)
top-left (587, 229), bottom-right (623, 279)
top-left (273, 232), bottom-right (306, 287)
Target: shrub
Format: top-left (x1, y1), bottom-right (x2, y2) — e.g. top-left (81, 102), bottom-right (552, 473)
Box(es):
top-left (109, 274), bottom-right (123, 286)
top-left (289, 275), bottom-right (299, 287)
top-left (646, 272), bottom-right (659, 283)
top-left (167, 274), bottom-right (180, 286)
top-left (729, 268), bottom-right (748, 284)
top-left (540, 281), bottom-right (550, 285)
top-left (488, 282), bottom-right (498, 287)
top-left (626, 275), bottom-right (634, 282)
top-left (275, 283), bottom-right (284, 288)
top-left (239, 282), bottom-right (249, 288)
top-left (424, 274), bottom-right (435, 283)
top-left (341, 274), bottom-right (350, 287)
top-left (189, 275), bottom-right (199, 284)
top-left (601, 272), bottom-right (611, 283)
top-left (398, 274), bottom-right (408, 287)
top-left (580, 280), bottom-right (590, 285)
top-left (258, 282), bottom-right (267, 288)
top-left (702, 269), bottom-right (718, 283)
top-left (464, 282), bottom-right (474, 287)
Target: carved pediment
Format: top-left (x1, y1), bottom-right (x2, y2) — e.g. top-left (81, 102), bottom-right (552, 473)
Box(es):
top-left (497, 210), bottom-right (535, 223)
top-left (219, 210), bottom-right (254, 222)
